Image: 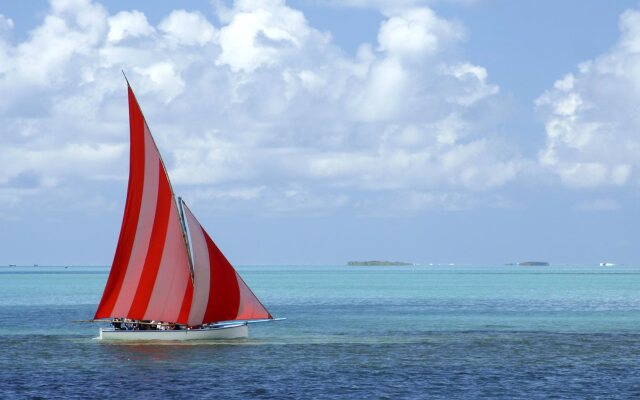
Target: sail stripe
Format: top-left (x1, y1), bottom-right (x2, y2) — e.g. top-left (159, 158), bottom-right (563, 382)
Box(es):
top-left (110, 124), bottom-right (160, 316)
top-left (94, 86), bottom-right (146, 319)
top-left (128, 160), bottom-right (172, 319)
top-left (203, 229), bottom-right (241, 322)
top-left (236, 274), bottom-right (260, 319)
top-left (185, 206), bottom-right (211, 326)
top-left (143, 203), bottom-right (192, 322)
top-left (236, 272), bottom-right (273, 320)
top-left (177, 278), bottom-right (193, 324)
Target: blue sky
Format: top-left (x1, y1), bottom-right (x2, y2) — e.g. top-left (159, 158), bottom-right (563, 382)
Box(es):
top-left (0, 0), bottom-right (638, 265)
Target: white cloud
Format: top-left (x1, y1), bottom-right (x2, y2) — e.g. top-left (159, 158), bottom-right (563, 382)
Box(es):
top-left (309, 0), bottom-right (480, 13)
top-left (0, 16), bottom-right (13, 80)
top-left (0, 0), bottom-right (518, 216)
top-left (353, 57), bottom-right (407, 120)
top-left (216, 0), bottom-right (327, 73)
top-left (107, 10), bottom-right (154, 43)
top-left (316, 0), bottom-right (428, 12)
top-left (159, 10), bottom-right (217, 46)
top-left (378, 8), bottom-right (461, 58)
top-left (134, 62), bottom-right (185, 102)
top-left (442, 63), bottom-right (498, 106)
top-left (9, 0), bottom-right (108, 86)
top-left (0, 143), bottom-right (125, 190)
top-left (0, 14), bottom-right (14, 34)
top-left (537, 7), bottom-right (640, 188)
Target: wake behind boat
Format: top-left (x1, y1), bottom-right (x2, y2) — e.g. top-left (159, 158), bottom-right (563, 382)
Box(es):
top-left (91, 80), bottom-right (281, 341)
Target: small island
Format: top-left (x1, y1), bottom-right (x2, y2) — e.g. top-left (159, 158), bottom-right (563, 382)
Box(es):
top-left (348, 261), bottom-right (413, 266)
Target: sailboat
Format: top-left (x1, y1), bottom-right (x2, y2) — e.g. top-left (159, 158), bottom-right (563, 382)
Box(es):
top-left (93, 81), bottom-right (278, 340)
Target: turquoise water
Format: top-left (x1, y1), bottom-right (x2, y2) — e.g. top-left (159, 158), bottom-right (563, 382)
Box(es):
top-left (1, 265), bottom-right (639, 398)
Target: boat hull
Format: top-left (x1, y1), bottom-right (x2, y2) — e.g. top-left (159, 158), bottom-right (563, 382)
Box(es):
top-left (98, 323), bottom-right (248, 341)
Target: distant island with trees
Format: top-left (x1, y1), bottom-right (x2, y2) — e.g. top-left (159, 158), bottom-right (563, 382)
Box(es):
top-left (347, 261), bottom-right (414, 266)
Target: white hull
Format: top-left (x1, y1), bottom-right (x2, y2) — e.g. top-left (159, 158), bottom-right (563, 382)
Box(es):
top-left (98, 323), bottom-right (248, 341)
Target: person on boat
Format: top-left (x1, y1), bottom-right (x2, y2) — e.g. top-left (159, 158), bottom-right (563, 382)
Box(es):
top-left (112, 318), bottom-right (122, 330)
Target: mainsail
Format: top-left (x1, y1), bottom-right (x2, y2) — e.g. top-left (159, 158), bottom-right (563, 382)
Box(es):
top-left (95, 83), bottom-right (272, 325)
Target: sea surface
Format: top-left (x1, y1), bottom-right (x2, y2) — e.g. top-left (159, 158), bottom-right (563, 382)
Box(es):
top-left (1, 264), bottom-right (639, 399)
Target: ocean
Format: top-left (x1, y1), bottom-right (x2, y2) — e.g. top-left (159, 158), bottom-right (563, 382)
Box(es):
top-left (1, 264), bottom-right (639, 399)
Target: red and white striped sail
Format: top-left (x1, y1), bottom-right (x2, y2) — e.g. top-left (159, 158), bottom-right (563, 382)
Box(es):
top-left (95, 84), bottom-right (272, 324)
top-left (94, 86), bottom-right (194, 323)
top-left (183, 202), bottom-right (272, 326)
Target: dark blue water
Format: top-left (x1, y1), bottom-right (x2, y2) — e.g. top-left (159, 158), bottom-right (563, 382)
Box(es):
top-left (1, 265), bottom-right (640, 399)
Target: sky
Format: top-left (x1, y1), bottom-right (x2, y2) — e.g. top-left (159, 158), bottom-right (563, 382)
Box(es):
top-left (0, 0), bottom-right (639, 266)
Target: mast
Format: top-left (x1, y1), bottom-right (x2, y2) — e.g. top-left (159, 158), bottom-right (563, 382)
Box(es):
top-left (177, 196), bottom-right (195, 281)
